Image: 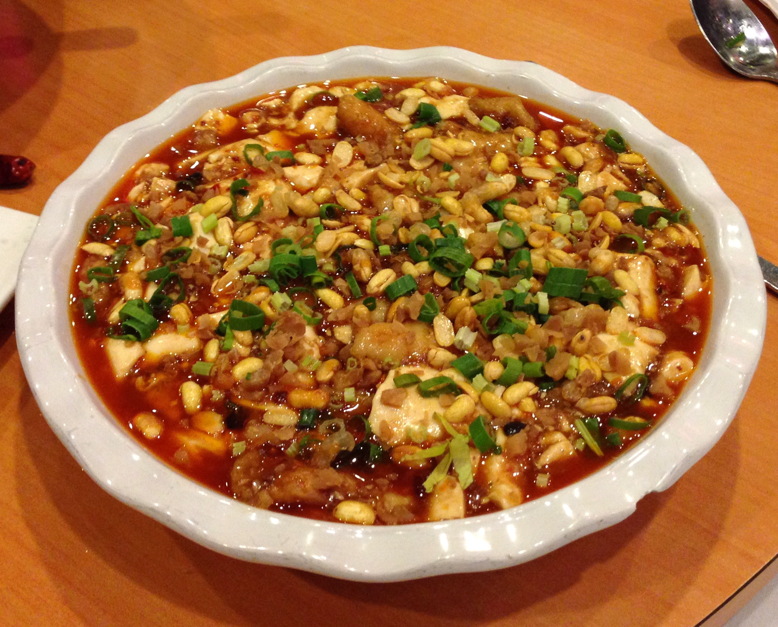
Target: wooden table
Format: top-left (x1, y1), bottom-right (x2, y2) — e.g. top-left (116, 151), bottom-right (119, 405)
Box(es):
top-left (1, 0), bottom-right (776, 624)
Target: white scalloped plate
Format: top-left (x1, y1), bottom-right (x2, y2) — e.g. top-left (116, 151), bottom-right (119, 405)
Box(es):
top-left (15, 47), bottom-right (766, 582)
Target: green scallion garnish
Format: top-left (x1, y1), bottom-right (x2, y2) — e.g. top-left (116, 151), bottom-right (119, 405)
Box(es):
top-left (614, 373), bottom-right (650, 403)
top-left (479, 116), bottom-right (501, 133)
top-left (393, 373), bottom-right (422, 388)
top-left (603, 129), bottom-right (627, 153)
top-left (418, 376), bottom-right (460, 397)
top-left (609, 416), bottom-right (650, 430)
top-left (192, 361), bottom-right (214, 376)
top-left (385, 274), bottom-right (418, 301)
top-left (451, 352), bottom-right (484, 380)
top-left (469, 415), bottom-right (501, 453)
top-left (171, 215), bottom-right (193, 238)
top-left (417, 292), bottom-right (440, 323)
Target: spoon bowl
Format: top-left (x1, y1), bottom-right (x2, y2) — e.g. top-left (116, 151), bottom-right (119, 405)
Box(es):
top-left (690, 0), bottom-right (778, 83)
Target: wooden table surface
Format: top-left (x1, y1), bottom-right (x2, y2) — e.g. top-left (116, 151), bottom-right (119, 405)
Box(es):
top-left (1, 0), bottom-right (777, 624)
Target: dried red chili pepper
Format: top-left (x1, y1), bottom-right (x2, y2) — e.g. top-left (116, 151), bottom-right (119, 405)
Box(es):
top-left (0, 154), bottom-right (36, 188)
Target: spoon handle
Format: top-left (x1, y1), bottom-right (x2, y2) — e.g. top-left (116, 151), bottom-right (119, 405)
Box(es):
top-left (759, 256), bottom-right (778, 295)
top-left (757, 0), bottom-right (778, 20)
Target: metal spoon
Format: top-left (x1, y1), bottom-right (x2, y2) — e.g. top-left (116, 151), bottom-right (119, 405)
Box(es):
top-left (760, 256), bottom-right (778, 294)
top-left (690, 0), bottom-right (778, 83)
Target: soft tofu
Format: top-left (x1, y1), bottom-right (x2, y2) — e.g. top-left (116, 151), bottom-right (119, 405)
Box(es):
top-left (144, 333), bottom-right (202, 365)
top-left (622, 254), bottom-right (658, 320)
top-left (369, 366), bottom-right (448, 447)
top-left (591, 333), bottom-right (658, 375)
top-left (189, 212), bottom-right (218, 254)
top-left (105, 338), bottom-right (145, 379)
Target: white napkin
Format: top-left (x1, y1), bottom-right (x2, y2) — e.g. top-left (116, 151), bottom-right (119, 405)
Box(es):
top-left (0, 206), bottom-right (39, 309)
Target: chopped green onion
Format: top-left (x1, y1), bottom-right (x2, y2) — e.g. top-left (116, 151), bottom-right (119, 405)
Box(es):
top-left (297, 408), bottom-right (319, 429)
top-left (479, 116), bottom-right (501, 133)
top-left (145, 265), bottom-right (171, 282)
top-left (614, 190), bottom-right (643, 203)
top-left (369, 214), bottom-right (390, 246)
top-left (319, 203), bottom-right (342, 219)
top-left (243, 143), bottom-right (265, 166)
top-left (454, 326), bottom-right (477, 351)
top-left (574, 418), bottom-right (604, 457)
top-left (192, 361), bottom-right (214, 376)
top-left (130, 206), bottom-right (162, 245)
top-left (293, 300), bottom-right (322, 325)
top-left (355, 86), bottom-right (383, 102)
top-left (609, 416), bottom-right (650, 430)
top-left (571, 210), bottom-right (588, 231)
top-left (343, 387), bottom-right (357, 403)
top-left (615, 373), bottom-right (650, 403)
top-left (226, 299), bottom-right (265, 331)
top-left (385, 274), bottom-right (418, 300)
top-left (171, 215), bottom-right (193, 237)
top-left (345, 272), bottom-right (362, 298)
top-left (520, 136), bottom-right (535, 156)
top-left (496, 357), bottom-right (522, 386)
top-left (162, 246), bottom-right (192, 265)
top-left (270, 291), bottom-right (293, 312)
top-left (363, 296), bottom-right (377, 311)
top-left (148, 273), bottom-right (185, 312)
top-left (522, 361), bottom-right (545, 378)
top-left (378, 244), bottom-right (392, 256)
top-left (469, 415), bottom-right (501, 453)
top-left (113, 298), bottom-right (158, 342)
top-left (633, 206), bottom-right (690, 229)
top-left (565, 355), bottom-right (579, 380)
top-left (543, 267), bottom-right (588, 298)
top-left (412, 137), bottom-right (431, 161)
top-left (264, 150), bottom-right (295, 163)
top-left (82, 297), bottom-right (96, 324)
top-left (394, 373), bottom-right (422, 388)
top-left (417, 292), bottom-right (440, 323)
top-left (451, 353), bottom-right (484, 380)
top-left (471, 373), bottom-right (493, 393)
top-left (536, 291), bottom-right (549, 315)
top-left (269, 252), bottom-right (302, 285)
top-left (285, 434), bottom-right (315, 458)
top-left (464, 267), bottom-right (483, 292)
top-left (87, 215), bottom-right (116, 241)
top-left (412, 102), bottom-right (441, 128)
top-left (201, 212), bottom-right (218, 233)
top-left (497, 221), bottom-right (526, 249)
top-left (428, 245), bottom-right (474, 278)
top-left (603, 129), bottom-right (627, 153)
top-left (300, 354), bottom-right (321, 371)
top-left (560, 187), bottom-right (584, 204)
top-left (418, 376), bottom-right (460, 397)
top-left (408, 234), bottom-right (434, 262)
top-left (580, 276), bottom-right (625, 307)
top-left (613, 233), bottom-right (646, 254)
top-left (555, 213), bottom-right (572, 234)
top-left (86, 266), bottom-right (115, 283)
top-left (229, 178), bottom-right (263, 222)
